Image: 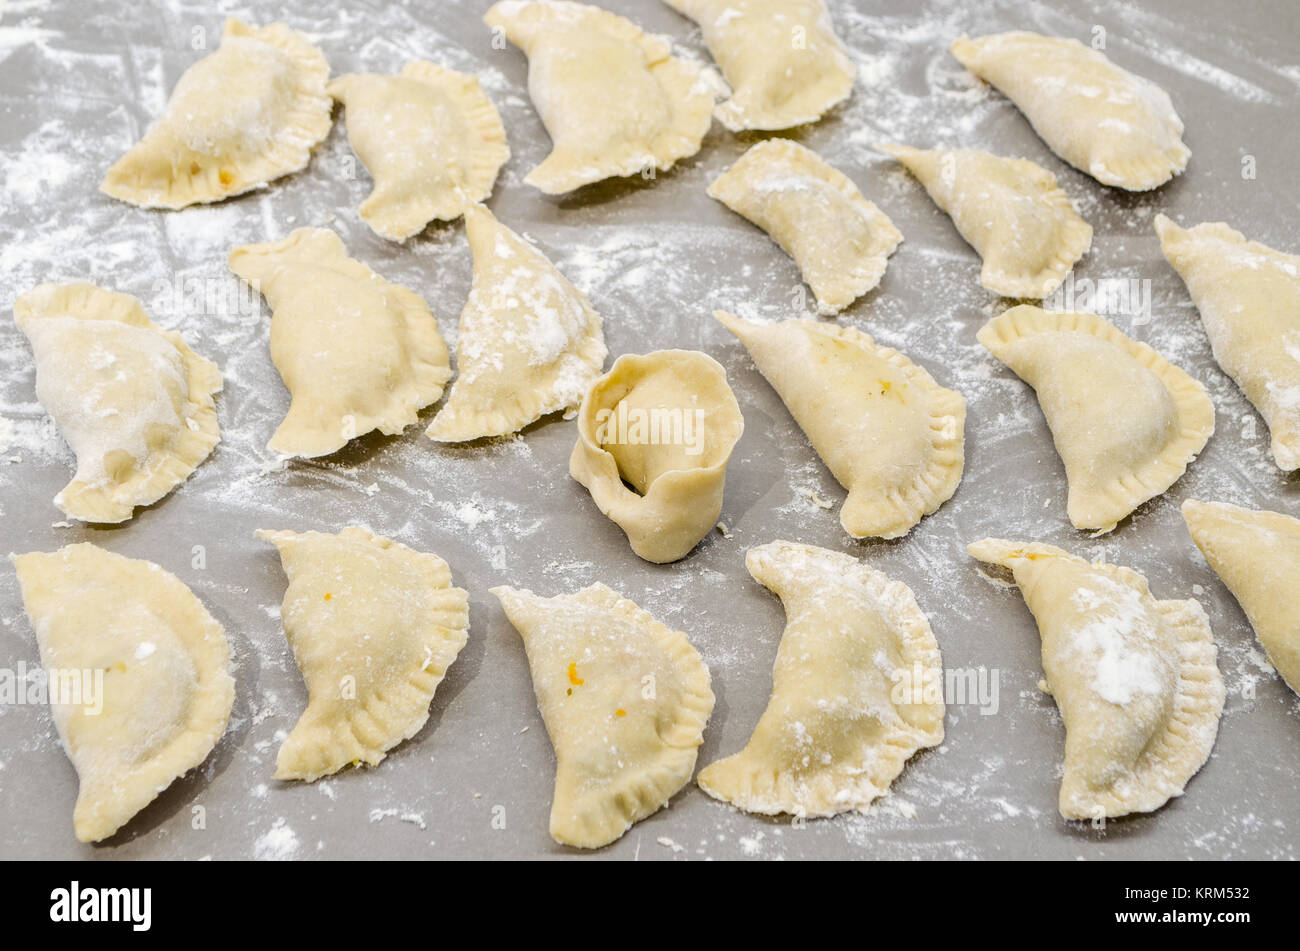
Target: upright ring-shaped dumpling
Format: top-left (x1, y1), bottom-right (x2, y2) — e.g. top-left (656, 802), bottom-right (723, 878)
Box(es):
top-left (708, 140), bottom-right (902, 315)
top-left (13, 282), bottom-right (222, 523)
top-left (663, 0), bottom-right (854, 131)
top-left (229, 228), bottom-right (451, 457)
top-left (1156, 215), bottom-right (1300, 472)
top-left (484, 0), bottom-right (714, 194)
top-left (570, 350), bottom-right (745, 563)
top-left (101, 19), bottom-right (332, 208)
top-left (969, 538), bottom-right (1224, 819)
top-left (329, 62), bottom-right (510, 241)
top-left (717, 311), bottom-right (965, 539)
top-left (258, 527), bottom-right (470, 782)
top-left (879, 144), bottom-right (1091, 299)
top-left (492, 583), bottom-right (714, 849)
top-left (11, 544), bottom-right (236, 843)
top-left (698, 541), bottom-right (945, 818)
top-left (978, 305), bottom-right (1214, 533)
top-left (951, 31), bottom-right (1189, 191)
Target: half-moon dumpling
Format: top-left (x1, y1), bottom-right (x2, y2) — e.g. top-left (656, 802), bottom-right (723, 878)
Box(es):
top-left (1182, 499), bottom-right (1300, 695)
top-left (978, 305), bottom-right (1214, 533)
top-left (879, 144), bottom-right (1091, 299)
top-left (229, 228), bottom-right (451, 457)
top-left (968, 538), bottom-right (1224, 819)
top-left (708, 140), bottom-right (902, 315)
top-left (101, 19), bottom-right (332, 208)
top-left (258, 527), bottom-right (470, 782)
top-left (570, 350), bottom-right (745, 563)
top-left (950, 31), bottom-right (1189, 191)
top-left (716, 311), bottom-right (965, 539)
top-left (329, 62), bottom-right (510, 241)
top-left (662, 0), bottom-right (854, 131)
top-left (13, 282), bottom-right (222, 523)
top-left (11, 543), bottom-right (235, 842)
top-left (426, 204), bottom-right (606, 441)
top-left (483, 0), bottom-right (714, 194)
top-left (698, 541), bottom-right (944, 818)
top-left (1156, 215), bottom-right (1300, 471)
top-left (491, 583), bottom-right (714, 848)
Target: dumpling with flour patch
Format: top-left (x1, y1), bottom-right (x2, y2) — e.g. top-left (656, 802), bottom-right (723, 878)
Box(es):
top-left (11, 543), bottom-right (235, 842)
top-left (969, 538), bottom-right (1224, 819)
top-left (427, 204), bottom-right (606, 441)
top-left (13, 282), bottom-right (222, 523)
top-left (101, 19), bottom-right (332, 208)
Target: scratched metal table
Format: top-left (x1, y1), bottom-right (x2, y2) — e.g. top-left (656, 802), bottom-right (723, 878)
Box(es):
top-left (0, 0), bottom-right (1296, 860)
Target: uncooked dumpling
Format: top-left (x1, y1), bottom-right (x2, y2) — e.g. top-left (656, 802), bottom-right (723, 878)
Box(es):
top-left (1156, 214), bottom-right (1300, 471)
top-left (978, 305), bottom-right (1214, 533)
top-left (101, 19), bottom-right (332, 208)
top-left (258, 527), bottom-right (470, 782)
top-left (329, 62), bottom-right (510, 240)
top-left (1182, 499), bottom-right (1300, 695)
top-left (716, 311), bottom-right (965, 538)
top-left (483, 0), bottom-right (714, 193)
top-left (698, 541), bottom-right (944, 818)
top-left (951, 31), bottom-right (1189, 191)
top-left (663, 0), bottom-right (854, 131)
top-left (426, 204), bottom-right (606, 441)
top-left (229, 228), bottom-right (451, 457)
top-left (969, 538), bottom-right (1224, 819)
top-left (11, 544), bottom-right (235, 843)
top-left (492, 583), bottom-right (714, 848)
top-left (879, 144), bottom-right (1091, 299)
top-left (13, 282), bottom-right (222, 523)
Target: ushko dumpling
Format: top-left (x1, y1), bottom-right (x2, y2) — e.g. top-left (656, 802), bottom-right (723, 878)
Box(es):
top-left (969, 538), bottom-right (1224, 819)
top-left (426, 204), bottom-right (606, 441)
top-left (1182, 499), bottom-right (1300, 695)
top-left (13, 282), bottom-right (222, 523)
top-left (229, 228), bottom-right (451, 457)
top-left (1156, 215), bottom-right (1300, 472)
top-left (483, 0), bottom-right (714, 194)
top-left (101, 19), bottom-right (332, 208)
top-left (492, 583), bottom-right (714, 848)
top-left (716, 311), bottom-right (965, 539)
top-left (698, 542), bottom-right (945, 818)
top-left (662, 0), bottom-right (854, 131)
top-left (879, 144), bottom-right (1091, 299)
top-left (951, 31), bottom-right (1189, 191)
top-left (329, 62), bottom-right (510, 240)
top-left (978, 305), bottom-right (1214, 533)
top-left (258, 527), bottom-right (470, 781)
top-left (11, 544), bottom-right (235, 842)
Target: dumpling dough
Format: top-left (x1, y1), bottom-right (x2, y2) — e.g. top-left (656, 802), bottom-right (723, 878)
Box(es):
top-left (101, 19), bottom-right (331, 208)
top-left (951, 31), bottom-right (1189, 191)
top-left (1156, 215), bottom-right (1300, 471)
top-left (698, 541), bottom-right (944, 818)
top-left (229, 228), bottom-right (451, 457)
top-left (258, 527), bottom-right (470, 781)
top-left (483, 0), bottom-right (714, 194)
top-left (716, 311), bottom-right (965, 539)
top-left (968, 538), bottom-right (1224, 819)
top-left (427, 204), bottom-right (606, 441)
top-left (1182, 499), bottom-right (1300, 695)
top-left (11, 544), bottom-right (235, 843)
top-left (570, 350), bottom-right (745, 563)
top-left (663, 0), bottom-right (854, 131)
top-left (978, 305), bottom-right (1214, 533)
top-left (13, 282), bottom-right (221, 524)
top-left (879, 144), bottom-right (1092, 299)
top-left (708, 140), bottom-right (902, 315)
top-left (329, 62), bottom-right (510, 241)
top-left (492, 583), bottom-right (714, 848)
